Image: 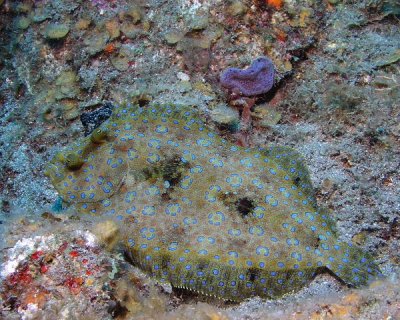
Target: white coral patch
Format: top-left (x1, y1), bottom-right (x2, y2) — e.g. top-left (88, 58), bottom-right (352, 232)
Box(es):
top-left (73, 229), bottom-right (98, 247)
top-left (0, 235), bottom-right (55, 278)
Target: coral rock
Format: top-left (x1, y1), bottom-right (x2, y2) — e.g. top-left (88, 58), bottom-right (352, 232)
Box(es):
top-left (44, 23), bottom-right (70, 40)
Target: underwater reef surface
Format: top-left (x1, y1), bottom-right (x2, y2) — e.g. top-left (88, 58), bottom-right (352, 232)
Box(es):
top-left (0, 0), bottom-right (399, 319)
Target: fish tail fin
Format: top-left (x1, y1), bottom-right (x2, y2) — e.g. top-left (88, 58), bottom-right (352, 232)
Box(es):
top-left (325, 240), bottom-right (382, 287)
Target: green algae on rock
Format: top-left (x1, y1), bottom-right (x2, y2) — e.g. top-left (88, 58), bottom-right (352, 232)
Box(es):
top-left (44, 23), bottom-right (70, 40)
top-left (16, 16), bottom-right (31, 30)
top-left (45, 104), bottom-right (381, 301)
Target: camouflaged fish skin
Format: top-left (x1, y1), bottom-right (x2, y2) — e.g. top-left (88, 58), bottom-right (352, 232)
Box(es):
top-left (46, 104), bottom-right (381, 301)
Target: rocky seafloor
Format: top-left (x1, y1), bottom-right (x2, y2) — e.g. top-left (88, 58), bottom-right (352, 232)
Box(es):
top-left (0, 0), bottom-right (399, 319)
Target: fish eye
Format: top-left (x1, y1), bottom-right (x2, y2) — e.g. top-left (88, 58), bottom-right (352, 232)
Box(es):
top-left (90, 127), bottom-right (109, 144)
top-left (65, 153), bottom-right (84, 170)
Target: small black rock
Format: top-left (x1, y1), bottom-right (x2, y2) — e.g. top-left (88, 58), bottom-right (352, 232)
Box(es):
top-left (80, 102), bottom-right (114, 136)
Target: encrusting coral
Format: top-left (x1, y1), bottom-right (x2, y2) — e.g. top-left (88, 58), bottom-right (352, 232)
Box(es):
top-left (45, 103), bottom-right (381, 301)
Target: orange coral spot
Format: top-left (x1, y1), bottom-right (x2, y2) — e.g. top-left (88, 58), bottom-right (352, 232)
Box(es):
top-left (104, 43), bottom-right (117, 54)
top-left (58, 242), bottom-right (69, 253)
top-left (266, 0), bottom-right (283, 10)
top-left (69, 250), bottom-right (79, 258)
top-left (64, 276), bottom-right (84, 295)
top-left (342, 293), bottom-right (362, 305)
top-left (75, 238), bottom-right (86, 246)
top-left (8, 266), bottom-right (32, 286)
top-left (275, 29), bottom-right (287, 42)
top-left (31, 250), bottom-right (44, 260)
top-left (23, 288), bottom-right (49, 309)
top-left (40, 264), bottom-right (49, 273)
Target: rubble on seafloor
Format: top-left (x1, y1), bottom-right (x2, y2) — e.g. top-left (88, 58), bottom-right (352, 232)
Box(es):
top-left (0, 214), bottom-right (175, 319)
top-left (1, 214), bottom-right (399, 319)
top-left (0, 0), bottom-right (399, 318)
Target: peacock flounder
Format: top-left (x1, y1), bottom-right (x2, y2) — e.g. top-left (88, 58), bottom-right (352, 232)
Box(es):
top-left (45, 103), bottom-right (381, 301)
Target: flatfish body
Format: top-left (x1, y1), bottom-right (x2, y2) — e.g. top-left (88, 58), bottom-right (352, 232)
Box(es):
top-left (46, 104), bottom-right (381, 301)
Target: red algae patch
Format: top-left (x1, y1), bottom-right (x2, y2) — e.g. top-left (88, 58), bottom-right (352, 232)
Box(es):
top-left (0, 228), bottom-right (129, 318)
